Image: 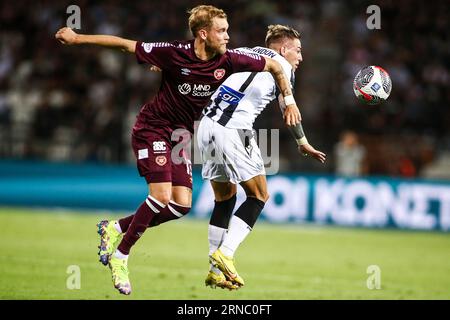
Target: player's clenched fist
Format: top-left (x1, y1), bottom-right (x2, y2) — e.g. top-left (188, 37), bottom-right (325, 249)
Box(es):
top-left (55, 27), bottom-right (78, 45)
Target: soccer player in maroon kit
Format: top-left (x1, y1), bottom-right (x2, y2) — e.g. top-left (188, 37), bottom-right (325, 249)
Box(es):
top-left (55, 5), bottom-right (300, 295)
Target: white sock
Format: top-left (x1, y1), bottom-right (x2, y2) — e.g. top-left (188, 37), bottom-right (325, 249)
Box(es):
top-left (208, 224), bottom-right (227, 272)
top-left (208, 225), bottom-right (227, 255)
top-left (219, 216), bottom-right (252, 258)
top-left (114, 221), bottom-right (123, 234)
top-left (113, 249), bottom-right (128, 260)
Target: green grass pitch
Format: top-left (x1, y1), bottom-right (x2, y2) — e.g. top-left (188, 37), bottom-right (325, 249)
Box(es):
top-left (1, 207), bottom-right (449, 300)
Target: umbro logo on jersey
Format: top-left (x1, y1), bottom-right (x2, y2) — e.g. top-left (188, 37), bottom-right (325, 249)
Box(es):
top-left (181, 68), bottom-right (191, 76)
top-left (214, 68), bottom-right (226, 80)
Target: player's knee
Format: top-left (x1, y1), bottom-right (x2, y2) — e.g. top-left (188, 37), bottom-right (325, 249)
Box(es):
top-left (243, 183), bottom-right (269, 203)
top-left (160, 197), bottom-right (171, 207)
top-left (223, 184), bottom-right (237, 199)
top-left (212, 182), bottom-right (237, 202)
top-left (216, 191), bottom-right (237, 202)
top-left (150, 193), bottom-right (171, 206)
top-left (252, 191), bottom-right (269, 203)
top-left (260, 191), bottom-right (270, 203)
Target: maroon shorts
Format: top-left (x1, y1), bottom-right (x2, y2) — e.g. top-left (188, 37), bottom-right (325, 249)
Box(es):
top-left (131, 124), bottom-right (193, 189)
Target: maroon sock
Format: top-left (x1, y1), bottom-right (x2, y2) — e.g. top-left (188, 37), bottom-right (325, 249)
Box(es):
top-left (149, 201), bottom-right (190, 227)
top-left (117, 196), bottom-right (165, 255)
top-left (118, 202), bottom-right (191, 231)
top-left (118, 214), bottom-right (134, 233)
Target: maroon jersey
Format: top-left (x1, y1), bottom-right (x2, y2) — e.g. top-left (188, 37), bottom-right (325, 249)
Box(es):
top-left (134, 40), bottom-right (265, 133)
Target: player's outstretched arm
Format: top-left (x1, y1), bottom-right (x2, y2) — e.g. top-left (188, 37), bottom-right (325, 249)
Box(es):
top-left (263, 57), bottom-right (301, 126)
top-left (277, 95), bottom-right (326, 163)
top-left (55, 27), bottom-right (136, 53)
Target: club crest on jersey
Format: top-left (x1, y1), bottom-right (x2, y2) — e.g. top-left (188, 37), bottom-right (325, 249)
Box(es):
top-left (214, 69), bottom-right (226, 80)
top-left (155, 155), bottom-right (167, 166)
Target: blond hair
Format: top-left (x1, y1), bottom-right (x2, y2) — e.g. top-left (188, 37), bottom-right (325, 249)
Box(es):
top-left (265, 24), bottom-right (300, 46)
top-left (188, 5), bottom-right (227, 37)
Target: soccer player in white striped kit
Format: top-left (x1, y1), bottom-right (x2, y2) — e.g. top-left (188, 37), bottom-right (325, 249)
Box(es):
top-left (197, 25), bottom-right (327, 290)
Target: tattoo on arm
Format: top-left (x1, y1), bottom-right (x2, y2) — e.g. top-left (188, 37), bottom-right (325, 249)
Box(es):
top-left (267, 58), bottom-right (292, 97)
top-left (273, 68), bottom-right (292, 97)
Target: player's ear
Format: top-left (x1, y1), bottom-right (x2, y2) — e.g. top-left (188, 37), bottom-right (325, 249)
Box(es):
top-left (198, 29), bottom-right (208, 40)
top-left (280, 46), bottom-right (286, 57)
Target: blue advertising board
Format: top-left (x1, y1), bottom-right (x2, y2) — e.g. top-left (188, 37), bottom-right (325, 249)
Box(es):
top-left (0, 161), bottom-right (449, 231)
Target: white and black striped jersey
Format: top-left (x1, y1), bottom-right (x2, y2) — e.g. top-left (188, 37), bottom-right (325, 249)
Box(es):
top-left (203, 46), bottom-right (294, 129)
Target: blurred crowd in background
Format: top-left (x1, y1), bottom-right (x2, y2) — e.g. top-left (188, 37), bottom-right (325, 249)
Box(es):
top-left (0, 0), bottom-right (448, 178)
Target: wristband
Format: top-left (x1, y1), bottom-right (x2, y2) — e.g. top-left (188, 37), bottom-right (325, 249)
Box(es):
top-left (284, 95), bottom-right (296, 106)
top-left (296, 136), bottom-right (308, 145)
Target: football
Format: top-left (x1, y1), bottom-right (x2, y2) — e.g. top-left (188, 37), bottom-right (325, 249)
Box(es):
top-left (353, 66), bottom-right (392, 105)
